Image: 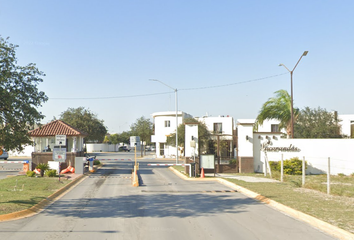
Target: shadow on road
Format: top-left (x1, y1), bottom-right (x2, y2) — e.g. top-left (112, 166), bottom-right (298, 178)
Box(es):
top-left (44, 192), bottom-right (258, 219)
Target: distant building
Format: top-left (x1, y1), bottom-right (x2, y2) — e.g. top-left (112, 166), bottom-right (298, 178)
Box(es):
top-left (151, 111), bottom-right (193, 158)
top-left (338, 114), bottom-right (354, 137)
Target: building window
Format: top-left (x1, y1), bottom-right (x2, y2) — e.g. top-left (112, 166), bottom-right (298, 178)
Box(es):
top-left (213, 123), bottom-right (222, 133)
top-left (165, 120), bottom-right (170, 127)
top-left (271, 124), bottom-right (279, 132)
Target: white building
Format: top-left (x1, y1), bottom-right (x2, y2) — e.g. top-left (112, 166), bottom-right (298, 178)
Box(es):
top-left (151, 111), bottom-right (236, 158)
top-left (196, 115), bottom-right (234, 140)
top-left (338, 114), bottom-right (354, 137)
top-left (151, 111), bottom-right (193, 158)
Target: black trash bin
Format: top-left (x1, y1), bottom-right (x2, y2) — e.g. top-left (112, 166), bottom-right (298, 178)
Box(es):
top-left (190, 162), bottom-right (196, 177)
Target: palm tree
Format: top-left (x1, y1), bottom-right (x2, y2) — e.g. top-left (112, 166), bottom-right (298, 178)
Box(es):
top-left (254, 90), bottom-right (299, 138)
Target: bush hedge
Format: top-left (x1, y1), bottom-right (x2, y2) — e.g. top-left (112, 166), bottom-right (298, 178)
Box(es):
top-left (269, 157), bottom-right (307, 175)
top-left (26, 170), bottom-right (36, 177)
top-left (45, 169), bottom-right (57, 177)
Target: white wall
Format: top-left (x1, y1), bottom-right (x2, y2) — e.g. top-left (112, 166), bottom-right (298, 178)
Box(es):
top-left (237, 122), bottom-right (254, 157)
top-left (253, 137), bottom-right (354, 175)
top-left (8, 145), bottom-right (34, 157)
top-left (185, 124), bottom-right (198, 157)
top-left (86, 143), bottom-right (117, 152)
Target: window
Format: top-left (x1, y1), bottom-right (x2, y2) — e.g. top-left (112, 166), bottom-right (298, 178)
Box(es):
top-left (165, 120), bottom-right (170, 127)
top-left (271, 124), bottom-right (279, 132)
top-left (213, 123), bottom-right (222, 133)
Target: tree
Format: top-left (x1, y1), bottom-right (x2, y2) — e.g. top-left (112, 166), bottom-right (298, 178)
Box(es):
top-left (254, 89), bottom-right (299, 137)
top-left (106, 131), bottom-right (131, 145)
top-left (0, 36), bottom-right (48, 151)
top-left (59, 107), bottom-right (107, 142)
top-left (130, 116), bottom-right (153, 156)
top-left (294, 107), bottom-right (343, 138)
top-left (166, 118), bottom-right (211, 155)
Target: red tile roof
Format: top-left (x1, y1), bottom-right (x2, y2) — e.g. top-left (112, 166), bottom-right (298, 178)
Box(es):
top-left (28, 120), bottom-right (88, 137)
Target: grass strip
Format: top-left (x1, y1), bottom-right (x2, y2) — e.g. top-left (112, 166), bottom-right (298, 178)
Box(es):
top-left (225, 177), bottom-right (354, 234)
top-left (0, 176), bottom-right (72, 215)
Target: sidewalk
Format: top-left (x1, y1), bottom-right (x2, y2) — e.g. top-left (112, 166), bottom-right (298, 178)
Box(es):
top-left (205, 173), bottom-right (279, 183)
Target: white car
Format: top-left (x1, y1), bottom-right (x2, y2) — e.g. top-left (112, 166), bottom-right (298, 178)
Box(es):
top-left (0, 149), bottom-right (9, 160)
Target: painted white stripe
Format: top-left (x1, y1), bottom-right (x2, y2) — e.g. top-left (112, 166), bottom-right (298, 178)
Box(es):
top-left (147, 164), bottom-right (190, 166)
top-left (0, 161), bottom-right (29, 164)
top-left (98, 159), bottom-right (132, 161)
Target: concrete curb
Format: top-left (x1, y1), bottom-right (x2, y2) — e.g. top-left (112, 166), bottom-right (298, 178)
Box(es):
top-left (0, 165), bottom-right (103, 222)
top-left (169, 167), bottom-right (354, 240)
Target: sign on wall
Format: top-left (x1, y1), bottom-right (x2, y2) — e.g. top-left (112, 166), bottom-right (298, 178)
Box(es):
top-left (53, 147), bottom-right (66, 162)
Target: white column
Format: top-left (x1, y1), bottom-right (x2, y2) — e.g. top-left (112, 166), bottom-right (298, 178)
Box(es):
top-left (72, 137), bottom-right (77, 152)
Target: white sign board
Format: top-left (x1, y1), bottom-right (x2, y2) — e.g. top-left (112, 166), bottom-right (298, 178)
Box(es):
top-left (55, 135), bottom-right (66, 146)
top-left (53, 147), bottom-right (66, 162)
top-left (200, 155), bottom-right (215, 169)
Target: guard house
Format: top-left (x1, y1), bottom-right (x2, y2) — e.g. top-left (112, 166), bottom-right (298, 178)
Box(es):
top-left (28, 120), bottom-right (88, 168)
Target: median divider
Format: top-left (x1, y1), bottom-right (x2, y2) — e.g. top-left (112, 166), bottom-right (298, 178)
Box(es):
top-left (132, 164), bottom-right (139, 187)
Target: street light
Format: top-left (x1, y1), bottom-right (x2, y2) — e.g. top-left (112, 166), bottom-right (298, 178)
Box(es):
top-left (279, 51), bottom-right (308, 139)
top-left (149, 79), bottom-right (179, 164)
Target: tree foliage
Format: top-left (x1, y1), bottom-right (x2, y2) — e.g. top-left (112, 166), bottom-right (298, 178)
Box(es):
top-left (59, 107), bottom-right (107, 142)
top-left (294, 107), bottom-right (343, 138)
top-left (0, 36), bottom-right (48, 151)
top-left (130, 116), bottom-right (153, 156)
top-left (254, 89), bottom-right (299, 137)
top-left (105, 131), bottom-right (131, 144)
top-left (166, 118), bottom-right (211, 154)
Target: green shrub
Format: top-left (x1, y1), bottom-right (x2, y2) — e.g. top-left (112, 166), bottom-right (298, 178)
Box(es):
top-left (337, 173), bottom-right (346, 177)
top-left (45, 169), bottom-right (57, 177)
top-left (269, 161), bottom-right (280, 172)
top-left (93, 160), bottom-right (101, 165)
top-left (26, 170), bottom-right (35, 177)
top-left (229, 159), bottom-right (237, 165)
top-left (36, 163), bottom-right (50, 177)
top-left (269, 157), bottom-right (307, 175)
top-left (36, 163), bottom-right (49, 171)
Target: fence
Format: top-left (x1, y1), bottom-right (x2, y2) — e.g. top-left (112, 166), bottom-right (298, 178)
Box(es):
top-left (264, 154), bottom-right (354, 195)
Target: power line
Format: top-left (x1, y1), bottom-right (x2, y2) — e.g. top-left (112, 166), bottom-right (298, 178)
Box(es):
top-left (50, 91), bottom-right (173, 100)
top-left (179, 73), bottom-right (288, 91)
top-left (49, 73), bottom-right (287, 100)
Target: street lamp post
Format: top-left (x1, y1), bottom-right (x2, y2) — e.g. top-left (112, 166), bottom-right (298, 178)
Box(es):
top-left (150, 79), bottom-right (179, 164)
top-left (279, 51), bottom-right (308, 139)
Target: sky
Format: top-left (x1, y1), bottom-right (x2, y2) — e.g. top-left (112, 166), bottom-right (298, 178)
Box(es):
top-left (1, 0), bottom-right (353, 133)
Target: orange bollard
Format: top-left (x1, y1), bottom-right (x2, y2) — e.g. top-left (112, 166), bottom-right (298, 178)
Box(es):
top-left (201, 168), bottom-right (205, 178)
top-left (23, 163), bottom-right (29, 172)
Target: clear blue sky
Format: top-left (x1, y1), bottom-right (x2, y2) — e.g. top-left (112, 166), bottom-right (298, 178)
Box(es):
top-left (1, 0), bottom-right (353, 133)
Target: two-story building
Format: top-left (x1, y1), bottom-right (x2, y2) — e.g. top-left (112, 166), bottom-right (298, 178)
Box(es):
top-left (151, 111), bottom-right (193, 158)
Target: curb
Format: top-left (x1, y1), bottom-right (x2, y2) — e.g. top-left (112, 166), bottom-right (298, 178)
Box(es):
top-left (0, 165), bottom-right (103, 222)
top-left (169, 167), bottom-right (354, 240)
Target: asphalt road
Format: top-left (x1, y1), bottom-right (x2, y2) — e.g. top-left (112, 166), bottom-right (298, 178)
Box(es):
top-left (0, 152), bottom-right (337, 240)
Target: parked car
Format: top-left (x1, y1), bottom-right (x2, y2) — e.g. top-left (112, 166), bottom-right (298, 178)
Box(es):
top-left (0, 149), bottom-right (9, 160)
top-left (119, 146), bottom-right (131, 152)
